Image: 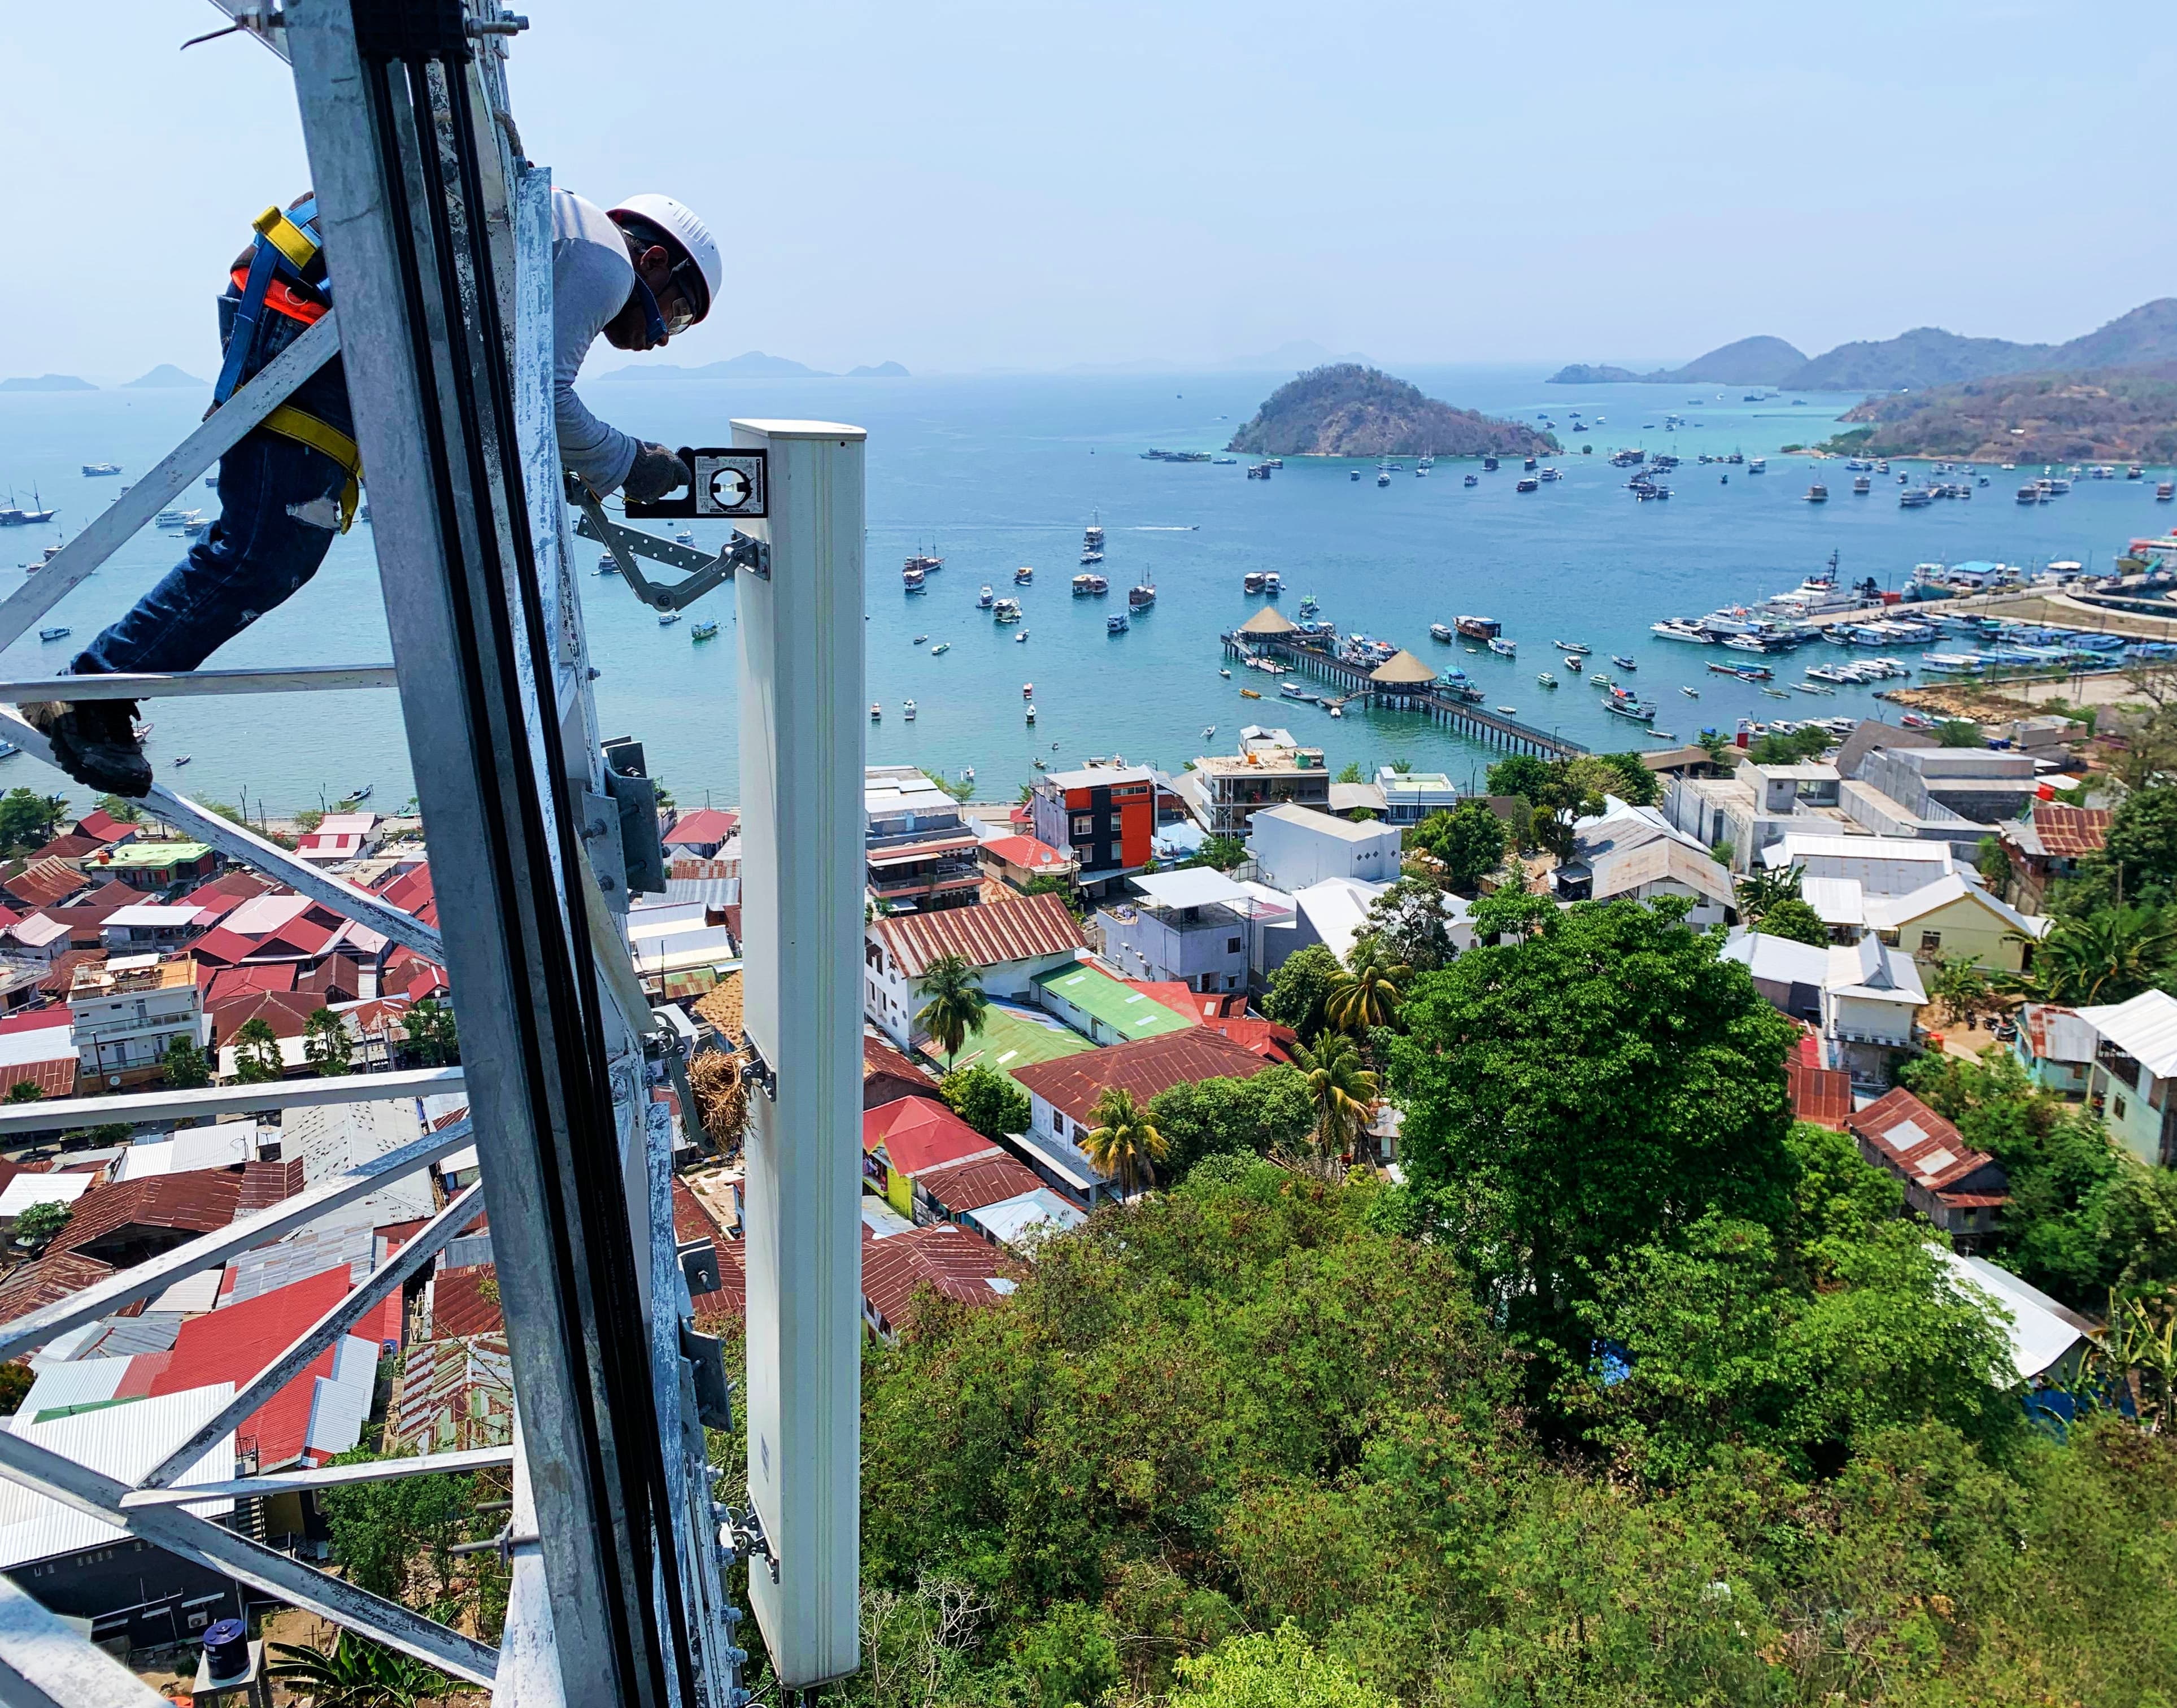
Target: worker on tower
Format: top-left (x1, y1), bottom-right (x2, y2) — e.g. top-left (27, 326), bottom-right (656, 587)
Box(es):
top-left (28, 189), bottom-right (722, 795)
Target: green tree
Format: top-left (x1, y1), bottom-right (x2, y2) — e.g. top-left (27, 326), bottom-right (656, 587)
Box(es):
top-left (3, 1082), bottom-right (41, 1104)
top-left (1335, 760), bottom-right (1366, 785)
top-left (231, 1017), bottom-right (284, 1084)
top-left (1596, 751), bottom-right (1662, 808)
top-left (267, 1632), bottom-right (459, 1708)
top-left (2098, 783), bottom-right (2177, 908)
top-left (1012, 1601), bottom-right (1121, 1708)
top-left (1286, 1032), bottom-right (1378, 1164)
top-left (1927, 953), bottom-right (2001, 1031)
top-left (1754, 896), bottom-right (1829, 947)
top-left (1734, 862), bottom-right (1802, 925)
top-left (940, 1063), bottom-right (1030, 1140)
top-left (1169, 1626), bottom-right (1394, 1708)
top-left (1261, 945), bottom-right (1341, 1044)
top-left (1936, 718), bottom-right (1986, 748)
top-left (1186, 835), bottom-right (1248, 873)
top-left (915, 951), bottom-right (990, 1069)
top-left (1697, 729), bottom-right (1734, 767)
top-left (1409, 800), bottom-right (1507, 896)
top-left (11, 1200), bottom-right (70, 1250)
top-left (0, 788), bottom-right (62, 852)
top-left (1976, 833), bottom-right (2015, 894)
top-left (302, 1006), bottom-right (354, 1077)
top-left (1746, 725), bottom-right (1834, 765)
top-left (1362, 876), bottom-right (1456, 973)
top-left (1147, 1066), bottom-right (1314, 1177)
top-left (0, 1363), bottom-right (31, 1417)
top-left (1486, 754), bottom-right (1556, 803)
top-left (1391, 894), bottom-right (1798, 1362)
top-left (317, 1448), bottom-right (473, 1603)
top-left (94, 794), bottom-right (143, 825)
top-left (1082, 1086), bottom-right (1166, 1197)
top-left (159, 1035), bottom-right (211, 1090)
top-left (402, 998), bottom-right (460, 1067)
top-left (1326, 938), bottom-right (1407, 1035)
top-left (2003, 905), bottom-right (2177, 1005)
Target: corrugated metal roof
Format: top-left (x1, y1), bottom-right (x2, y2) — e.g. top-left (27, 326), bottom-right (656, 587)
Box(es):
top-left (912, 1154), bottom-right (1046, 1218)
top-left (0, 1253), bottom-right (115, 1334)
top-left (384, 1334), bottom-right (514, 1455)
top-left (860, 1223), bottom-right (1008, 1336)
top-left (871, 891), bottom-right (1082, 977)
top-left (223, 1221), bottom-right (374, 1304)
top-left (1934, 1248), bottom-right (2093, 1383)
top-left (2021, 1003), bottom-right (2098, 1068)
top-left (47, 1173), bottom-right (245, 1260)
top-left (1011, 1028), bottom-right (1274, 1126)
top-left (0, 1385), bottom-right (236, 1569)
top-left (1033, 962), bottom-right (1193, 1042)
top-left (2075, 988), bottom-right (2177, 1080)
top-left (2027, 804), bottom-right (2111, 860)
top-left (15, 1356), bottom-right (131, 1421)
top-left (0, 1174), bottom-right (92, 1217)
top-left (966, 1188), bottom-right (1087, 1247)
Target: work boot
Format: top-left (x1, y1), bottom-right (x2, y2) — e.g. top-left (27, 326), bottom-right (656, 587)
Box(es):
top-left (20, 699), bottom-right (153, 798)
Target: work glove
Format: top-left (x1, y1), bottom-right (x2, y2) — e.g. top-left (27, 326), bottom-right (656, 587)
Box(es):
top-left (622, 441), bottom-right (690, 504)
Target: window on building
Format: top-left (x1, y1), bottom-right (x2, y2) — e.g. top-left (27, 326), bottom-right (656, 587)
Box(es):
top-left (1919, 931), bottom-right (1942, 955)
top-left (1072, 817), bottom-right (1093, 838)
top-left (2115, 1095), bottom-right (2129, 1122)
top-left (1226, 937), bottom-right (1242, 953)
top-left (1108, 814), bottom-right (1123, 832)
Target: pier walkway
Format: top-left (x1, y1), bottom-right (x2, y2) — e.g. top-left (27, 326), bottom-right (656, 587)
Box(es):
top-left (1224, 631), bottom-right (1588, 759)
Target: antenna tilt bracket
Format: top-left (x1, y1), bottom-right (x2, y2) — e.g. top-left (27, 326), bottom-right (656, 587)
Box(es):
top-left (569, 477), bottom-right (769, 610)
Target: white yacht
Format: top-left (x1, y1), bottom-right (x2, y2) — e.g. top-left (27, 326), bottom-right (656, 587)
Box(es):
top-left (1651, 618), bottom-right (1714, 644)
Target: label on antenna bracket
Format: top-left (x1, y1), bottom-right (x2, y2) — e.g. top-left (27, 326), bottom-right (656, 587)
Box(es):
top-left (624, 447), bottom-right (768, 520)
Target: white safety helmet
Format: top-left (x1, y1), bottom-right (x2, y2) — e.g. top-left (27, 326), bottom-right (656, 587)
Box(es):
top-left (609, 193), bottom-right (722, 324)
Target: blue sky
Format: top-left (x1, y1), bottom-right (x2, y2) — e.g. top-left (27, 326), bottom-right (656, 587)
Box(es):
top-left (5, 0), bottom-right (2171, 380)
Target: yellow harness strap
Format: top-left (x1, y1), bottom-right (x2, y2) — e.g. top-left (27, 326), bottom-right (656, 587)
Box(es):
top-left (262, 404), bottom-right (363, 533)
top-left (252, 203), bottom-right (321, 273)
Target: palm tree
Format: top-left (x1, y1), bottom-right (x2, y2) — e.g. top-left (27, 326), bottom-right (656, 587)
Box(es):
top-left (1081, 1086), bottom-right (1167, 1198)
top-left (1326, 937), bottom-right (1408, 1035)
top-left (1287, 1033), bottom-right (1379, 1163)
top-left (2002, 906), bottom-right (2177, 1006)
top-left (1733, 862), bottom-right (1802, 925)
top-left (267, 1632), bottom-right (455, 1706)
top-left (914, 951), bottom-right (989, 1069)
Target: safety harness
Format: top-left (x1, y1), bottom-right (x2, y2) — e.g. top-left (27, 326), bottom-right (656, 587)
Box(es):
top-left (214, 197), bottom-right (364, 531)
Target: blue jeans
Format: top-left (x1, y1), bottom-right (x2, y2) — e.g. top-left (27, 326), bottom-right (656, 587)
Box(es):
top-left (73, 293), bottom-right (353, 678)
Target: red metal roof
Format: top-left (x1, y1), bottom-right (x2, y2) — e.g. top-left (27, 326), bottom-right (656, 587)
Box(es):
top-left (870, 891), bottom-right (1082, 978)
top-left (1787, 1055), bottom-right (1852, 1128)
top-left (38, 949), bottom-right (104, 999)
top-left (31, 833), bottom-right (104, 863)
top-left (73, 809), bottom-right (136, 846)
top-left (204, 964), bottom-right (300, 1003)
top-left (3, 859), bottom-right (88, 912)
top-left (1200, 1016), bottom-right (1298, 1063)
top-left (981, 835), bottom-right (1070, 873)
top-left (1845, 1087), bottom-right (2008, 1200)
top-left (2031, 804), bottom-right (2111, 859)
top-left (48, 1173), bottom-right (246, 1261)
top-left (210, 988), bottom-right (322, 1043)
top-left (431, 1263), bottom-right (504, 1338)
top-left (1011, 1028), bottom-right (1275, 1126)
top-left (860, 1223), bottom-right (1007, 1337)
top-left (0, 1250), bottom-right (114, 1330)
top-left (662, 809), bottom-right (739, 848)
top-left (911, 1153), bottom-right (1045, 1217)
top-left (131, 1267), bottom-right (403, 1469)
top-left (0, 1050), bottom-right (77, 1099)
top-left (861, 1097), bottom-right (1001, 1177)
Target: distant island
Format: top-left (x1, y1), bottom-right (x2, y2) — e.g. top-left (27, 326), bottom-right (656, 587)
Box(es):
top-left (1549, 337), bottom-right (1808, 388)
top-left (1551, 299), bottom-right (2177, 396)
top-left (1832, 364), bottom-right (2177, 463)
top-left (595, 351), bottom-right (908, 381)
top-left (1227, 365), bottom-right (1556, 459)
top-left (0, 374), bottom-right (94, 392)
top-left (123, 364), bottom-right (206, 389)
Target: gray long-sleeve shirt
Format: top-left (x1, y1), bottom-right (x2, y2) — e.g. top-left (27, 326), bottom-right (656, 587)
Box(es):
top-left (552, 189), bottom-right (639, 493)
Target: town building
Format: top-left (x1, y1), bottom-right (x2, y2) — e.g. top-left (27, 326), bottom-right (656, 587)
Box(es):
top-left (863, 892), bottom-right (1084, 1052)
top-left (67, 956), bottom-right (207, 1089)
top-left (2013, 1003), bottom-right (2097, 1098)
top-left (1997, 804), bottom-right (2111, 913)
top-left (859, 1222), bottom-right (1010, 1343)
top-left (963, 1187), bottom-right (1087, 1251)
top-left (294, 811), bottom-right (384, 868)
top-left (1373, 768), bottom-right (1459, 826)
top-left (1032, 960), bottom-right (1195, 1046)
top-left (861, 1096), bottom-right (1003, 1218)
top-left (1761, 834), bottom-right (1973, 895)
top-left (1854, 744), bottom-right (2038, 827)
top-left (660, 808), bottom-right (739, 862)
top-left (98, 903), bottom-right (205, 953)
top-left (1246, 804), bottom-right (1401, 891)
top-left (2070, 988), bottom-right (2177, 1166)
top-left (1171, 729), bottom-right (1331, 839)
top-left (1027, 763), bottom-right (1166, 890)
top-left (1844, 1087), bottom-right (2009, 1248)
top-left (1932, 1248), bottom-right (2097, 1393)
top-left (1552, 805), bottom-right (1736, 925)
top-left (865, 766), bottom-right (983, 914)
top-left (1798, 872), bottom-right (2050, 970)
top-left (1722, 929), bottom-right (1926, 1086)
top-left (908, 1152), bottom-right (1047, 1230)
top-left (1009, 1027), bottom-right (1277, 1206)
top-left (82, 840), bottom-right (221, 893)
top-left (1095, 869), bottom-right (1264, 995)
top-left (977, 834), bottom-right (1076, 895)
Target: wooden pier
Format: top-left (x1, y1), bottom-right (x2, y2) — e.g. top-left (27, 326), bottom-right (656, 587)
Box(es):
top-left (1223, 633), bottom-right (1588, 759)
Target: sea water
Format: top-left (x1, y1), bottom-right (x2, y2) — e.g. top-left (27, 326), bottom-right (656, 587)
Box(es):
top-left (0, 368), bottom-right (2164, 814)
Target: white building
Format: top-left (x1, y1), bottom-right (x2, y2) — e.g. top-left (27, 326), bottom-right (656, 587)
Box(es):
top-left (1246, 804), bottom-right (1403, 891)
top-left (98, 904), bottom-right (206, 953)
top-left (1722, 928), bottom-right (1926, 1085)
top-left (1555, 804), bottom-right (1736, 926)
top-left (1761, 833), bottom-right (1971, 896)
top-left (862, 891), bottom-right (1085, 1051)
top-left (1374, 769), bottom-right (1460, 826)
top-left (67, 956), bottom-right (207, 1087)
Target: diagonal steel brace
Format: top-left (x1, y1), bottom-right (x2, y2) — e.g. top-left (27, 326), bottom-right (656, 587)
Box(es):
top-left (568, 478), bottom-right (767, 612)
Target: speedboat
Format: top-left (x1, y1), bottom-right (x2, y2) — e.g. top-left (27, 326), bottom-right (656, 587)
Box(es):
top-left (1495, 705), bottom-right (1518, 714)
top-left (1536, 672), bottom-right (1559, 688)
top-left (658, 612), bottom-right (682, 627)
top-left (1430, 623), bottom-right (1455, 642)
top-left (870, 703), bottom-right (881, 720)
top-left (1024, 703), bottom-right (1035, 722)
top-left (1218, 667), bottom-right (1231, 678)
top-left (1464, 473), bottom-right (1478, 486)
top-left (1610, 655), bottom-right (1636, 670)
top-left (1553, 639), bottom-right (1588, 651)
top-left (1487, 636), bottom-right (1516, 657)
top-left (1679, 685), bottom-right (1699, 698)
top-left (930, 642), bottom-right (950, 655)
top-left (912, 633), bottom-right (928, 644)
top-left (37, 626), bottom-right (68, 642)
top-left (1651, 620), bottom-right (1713, 643)
top-left (903, 699), bottom-right (917, 721)
top-left (1107, 612), bottom-right (1129, 633)
top-left (1016, 631), bottom-right (1030, 643)
top-left (978, 585), bottom-right (995, 607)
top-left (1014, 565), bottom-right (1034, 583)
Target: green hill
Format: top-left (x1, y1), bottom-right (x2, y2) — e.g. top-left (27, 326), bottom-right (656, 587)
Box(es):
top-left (1549, 337), bottom-right (1806, 387)
top-left (1228, 365), bottom-right (1556, 457)
top-left (1836, 363), bottom-right (2177, 462)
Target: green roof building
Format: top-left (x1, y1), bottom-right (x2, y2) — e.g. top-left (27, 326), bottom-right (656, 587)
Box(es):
top-left (88, 840), bottom-right (221, 891)
top-left (945, 1001), bottom-right (1097, 1088)
top-left (1033, 961), bottom-right (1191, 1047)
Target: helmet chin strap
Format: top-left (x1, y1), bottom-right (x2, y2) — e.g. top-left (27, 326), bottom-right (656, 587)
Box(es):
top-left (628, 272), bottom-right (668, 347)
